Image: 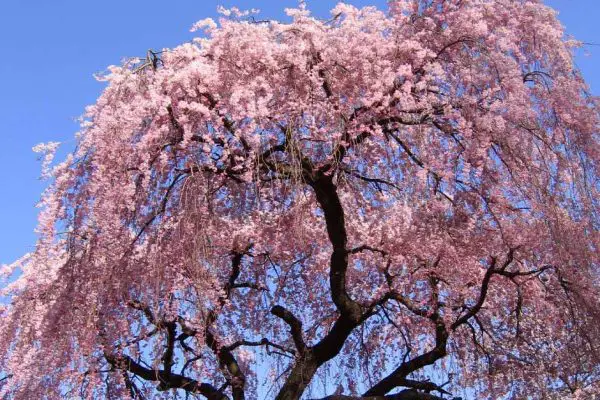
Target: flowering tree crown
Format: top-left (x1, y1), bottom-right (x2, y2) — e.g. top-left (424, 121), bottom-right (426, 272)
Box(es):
top-left (1, 1), bottom-right (599, 399)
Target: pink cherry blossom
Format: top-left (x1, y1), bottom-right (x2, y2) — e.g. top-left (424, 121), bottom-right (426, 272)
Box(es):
top-left (1, 1), bottom-right (599, 399)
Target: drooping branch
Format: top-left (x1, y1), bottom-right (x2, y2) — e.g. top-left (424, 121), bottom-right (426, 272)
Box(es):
top-left (130, 172), bottom-right (186, 246)
top-left (201, 248), bottom-right (256, 400)
top-left (321, 130), bottom-right (371, 175)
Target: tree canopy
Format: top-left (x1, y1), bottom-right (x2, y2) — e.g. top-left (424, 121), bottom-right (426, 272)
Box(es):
top-left (1, 1), bottom-right (599, 399)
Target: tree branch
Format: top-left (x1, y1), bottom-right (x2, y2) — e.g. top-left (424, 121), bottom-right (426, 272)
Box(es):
top-left (364, 277), bottom-right (449, 397)
top-left (313, 389), bottom-right (454, 400)
top-left (452, 248), bottom-right (517, 330)
top-left (308, 173), bottom-right (362, 321)
top-left (105, 353), bottom-right (227, 400)
top-left (271, 306), bottom-right (306, 353)
top-left (224, 338), bottom-right (295, 357)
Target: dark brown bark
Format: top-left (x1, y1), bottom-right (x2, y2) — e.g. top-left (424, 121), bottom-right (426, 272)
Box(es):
top-left (314, 391), bottom-right (452, 400)
top-left (105, 353), bottom-right (227, 400)
top-left (275, 171), bottom-right (367, 399)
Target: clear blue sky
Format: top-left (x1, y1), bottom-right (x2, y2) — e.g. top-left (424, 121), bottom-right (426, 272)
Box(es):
top-left (0, 0), bottom-right (598, 265)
